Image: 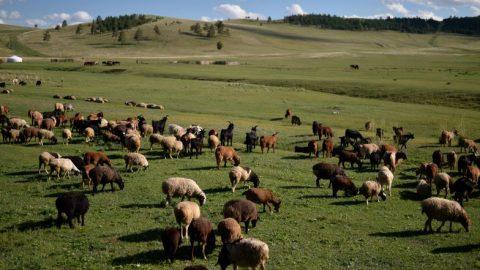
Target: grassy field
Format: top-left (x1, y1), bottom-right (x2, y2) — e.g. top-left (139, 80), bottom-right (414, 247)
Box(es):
top-left (0, 58), bottom-right (480, 270)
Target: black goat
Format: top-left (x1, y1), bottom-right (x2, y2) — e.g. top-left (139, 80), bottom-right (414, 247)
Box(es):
top-left (152, 115), bottom-right (168, 134)
top-left (291, 115), bottom-right (301, 126)
top-left (220, 121), bottom-right (234, 146)
top-left (398, 133), bottom-right (414, 149)
top-left (345, 129), bottom-right (365, 142)
top-left (190, 131), bottom-right (205, 159)
top-left (244, 125), bottom-right (258, 152)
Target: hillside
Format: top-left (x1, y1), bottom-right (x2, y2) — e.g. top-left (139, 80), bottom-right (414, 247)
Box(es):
top-left (0, 24), bottom-right (44, 57)
top-left (1, 18), bottom-right (478, 58)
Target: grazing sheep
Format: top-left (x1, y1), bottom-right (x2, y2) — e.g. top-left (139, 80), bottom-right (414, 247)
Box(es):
top-left (421, 197), bottom-right (471, 233)
top-left (136, 102), bottom-right (148, 108)
top-left (208, 134), bottom-right (221, 152)
top-left (188, 217), bottom-right (216, 260)
top-left (223, 199), bottom-right (259, 233)
top-left (217, 238), bottom-right (269, 270)
top-left (434, 172), bottom-right (452, 198)
top-left (161, 227), bottom-right (182, 262)
top-left (383, 151), bottom-right (407, 173)
top-left (229, 166), bottom-right (260, 192)
top-left (62, 128), bottom-right (72, 145)
top-left (291, 115), bottom-right (301, 125)
top-left (38, 152), bottom-right (61, 174)
top-left (377, 166), bottom-right (394, 196)
top-left (380, 144), bottom-right (397, 154)
top-left (124, 152), bottom-right (149, 172)
top-left (452, 177), bottom-right (474, 206)
top-left (169, 124), bottom-right (186, 138)
top-left (48, 158), bottom-right (81, 180)
top-left (215, 146), bottom-right (241, 169)
top-left (446, 151), bottom-right (457, 170)
top-left (88, 166), bottom-right (124, 195)
top-left (125, 133), bottom-right (141, 153)
top-left (243, 188), bottom-right (281, 212)
top-left (416, 179), bottom-right (432, 198)
top-left (64, 104), bottom-right (74, 111)
top-left (20, 127), bottom-right (40, 143)
top-left (322, 138), bottom-right (333, 158)
top-left (149, 134), bottom-right (181, 158)
top-left (55, 103), bottom-right (64, 112)
top-left (139, 124), bottom-right (154, 138)
top-left (312, 162), bottom-right (346, 187)
top-left (359, 143), bottom-right (380, 157)
top-left (84, 151), bottom-right (111, 166)
top-left (162, 177), bottom-right (206, 206)
top-left (174, 201), bottom-right (201, 239)
top-left (417, 163), bottom-right (439, 183)
top-left (432, 150), bottom-right (443, 169)
top-left (102, 131), bottom-right (122, 145)
top-left (64, 95), bottom-right (76, 100)
top-left (331, 175), bottom-right (358, 198)
top-left (369, 150), bottom-right (382, 170)
top-left (285, 108), bottom-right (292, 118)
top-left (336, 150), bottom-right (362, 169)
top-left (55, 192), bottom-right (89, 229)
top-left (365, 121), bottom-right (374, 131)
top-left (38, 129), bottom-right (58, 145)
top-left (84, 127), bottom-right (95, 143)
top-left (440, 130), bottom-right (456, 147)
top-left (466, 165), bottom-right (480, 184)
top-left (9, 117), bottom-right (28, 129)
top-left (457, 155), bottom-right (477, 175)
top-left (41, 117), bottom-right (56, 130)
top-left (359, 181), bottom-right (387, 205)
top-left (217, 218), bottom-right (242, 244)
top-left (259, 132), bottom-right (279, 153)
top-left (28, 110), bottom-right (43, 127)
top-left (7, 129), bottom-right (20, 143)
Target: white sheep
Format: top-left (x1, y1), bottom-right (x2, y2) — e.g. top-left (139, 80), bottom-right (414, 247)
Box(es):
top-left (62, 128), bottom-right (72, 145)
top-left (55, 103), bottom-right (64, 112)
top-left (168, 124), bottom-right (186, 138)
top-left (162, 177), bottom-right (206, 206)
top-left (217, 237), bottom-right (269, 270)
top-left (434, 172), bottom-right (452, 198)
top-left (9, 117), bottom-right (28, 129)
top-left (421, 197), bottom-right (471, 233)
top-left (359, 143), bottom-right (380, 157)
top-left (359, 181), bottom-right (387, 205)
top-left (208, 135), bottom-right (220, 152)
top-left (416, 179), bottom-right (432, 198)
top-left (229, 166), bottom-right (259, 192)
top-left (38, 152), bottom-right (61, 174)
top-left (84, 127), bottom-right (95, 143)
top-left (38, 129), bottom-right (57, 145)
top-left (124, 152), bottom-right (149, 172)
top-left (376, 166), bottom-right (394, 196)
top-left (174, 201), bottom-right (201, 239)
top-left (48, 158), bottom-right (81, 180)
top-left (149, 134), bottom-right (181, 158)
top-left (125, 133), bottom-right (141, 153)
top-left (140, 124), bottom-right (154, 137)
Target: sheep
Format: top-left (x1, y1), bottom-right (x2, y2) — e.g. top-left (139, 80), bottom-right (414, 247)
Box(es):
top-left (322, 138), bottom-right (333, 158)
top-left (446, 151), bottom-right (457, 171)
top-left (147, 103), bottom-right (164, 110)
top-left (460, 138), bottom-right (478, 153)
top-left (149, 134), bottom-right (181, 158)
top-left (417, 163), bottom-right (439, 183)
top-left (331, 175), bottom-right (358, 198)
top-left (102, 131), bottom-right (122, 146)
top-left (359, 181), bottom-right (387, 205)
top-left (359, 143), bottom-right (380, 157)
top-left (291, 115), bottom-right (301, 125)
top-left (243, 188), bottom-right (281, 212)
top-left (169, 124), bottom-right (186, 138)
top-left (28, 110), bottom-right (43, 127)
top-left (432, 150), bottom-right (443, 169)
top-left (38, 151), bottom-right (61, 174)
top-left (188, 217), bottom-right (216, 260)
top-left (55, 192), bottom-right (89, 229)
top-left (440, 130), bottom-right (456, 147)
top-left (161, 227), bottom-right (182, 262)
top-left (217, 218), bottom-right (242, 244)
top-left (452, 177), bottom-right (474, 207)
top-left (83, 151), bottom-right (112, 167)
top-left (38, 129), bottom-right (58, 145)
top-left (7, 129), bottom-right (20, 143)
top-left (84, 127), bottom-right (95, 143)
top-left (125, 133), bottom-right (141, 153)
top-left (421, 197), bottom-right (471, 233)
top-left (380, 144), bottom-right (397, 154)
top-left (136, 102), bottom-right (148, 108)
top-left (55, 103), bottom-right (64, 112)
top-left (88, 166), bottom-right (125, 195)
top-left (41, 117), bottom-right (56, 130)
top-left (458, 155), bottom-right (477, 175)
top-left (365, 121), bottom-right (374, 131)
top-left (140, 124), bottom-right (154, 137)
top-left (20, 127), bottom-right (39, 143)
top-left (312, 162), bottom-right (346, 187)
top-left (62, 128), bottom-right (72, 145)
top-left (215, 146), bottom-right (241, 169)
top-left (223, 199), bottom-right (259, 233)
top-left (259, 132), bottom-right (278, 153)
top-left (416, 179), bottom-right (432, 198)
top-left (217, 237), bottom-right (269, 270)
top-left (377, 166), bottom-right (394, 196)
top-left (162, 177), bottom-right (206, 206)
top-left (383, 151), bottom-right (407, 173)
top-left (208, 134), bottom-right (221, 152)
top-left (229, 166), bottom-right (260, 192)
top-left (124, 152), bottom-right (149, 172)
top-left (9, 117), bottom-right (28, 129)
top-left (64, 95), bottom-right (76, 100)
top-left (434, 172), bottom-right (452, 198)
top-left (336, 150), bottom-right (362, 169)
top-left (48, 158), bottom-right (81, 180)
top-left (174, 201), bottom-right (201, 239)
top-left (369, 150), bottom-right (382, 170)
top-left (466, 165), bottom-right (480, 184)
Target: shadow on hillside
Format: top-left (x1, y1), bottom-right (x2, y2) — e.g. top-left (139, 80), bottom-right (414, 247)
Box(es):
top-left (270, 118), bottom-right (283, 121)
top-left (5, 218), bottom-right (54, 232)
top-left (399, 190), bottom-right (424, 201)
top-left (431, 244), bottom-right (480, 254)
top-left (280, 185), bottom-right (317, 190)
top-left (397, 171), bottom-right (417, 180)
top-left (330, 200), bottom-right (363, 206)
top-left (48, 182), bottom-right (82, 190)
top-left (121, 203), bottom-right (164, 209)
top-left (291, 140), bottom-right (312, 144)
top-left (395, 181), bottom-right (418, 189)
top-left (204, 187), bottom-right (231, 194)
top-left (370, 230), bottom-right (425, 238)
top-left (417, 144), bottom-right (441, 149)
top-left (119, 228), bottom-right (163, 242)
top-left (298, 194), bottom-right (331, 199)
top-left (5, 170), bottom-right (37, 176)
top-left (111, 247), bottom-right (191, 265)
top-left (281, 155), bottom-right (311, 160)
top-left (180, 166), bottom-right (216, 171)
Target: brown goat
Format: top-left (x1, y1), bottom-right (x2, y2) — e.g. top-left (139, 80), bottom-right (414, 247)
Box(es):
top-left (317, 124), bottom-right (334, 138)
top-left (243, 188), bottom-right (281, 212)
top-left (322, 138), bottom-right (334, 158)
top-left (188, 217), bottom-right (216, 260)
top-left (259, 132), bottom-right (279, 154)
top-left (446, 151), bottom-right (457, 170)
top-left (215, 146), bottom-right (240, 169)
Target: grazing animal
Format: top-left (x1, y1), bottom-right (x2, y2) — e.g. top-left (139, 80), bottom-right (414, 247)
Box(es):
top-left (331, 175), bottom-right (358, 198)
top-left (36, 80), bottom-right (42, 86)
top-left (317, 123), bottom-right (334, 139)
top-left (55, 192), bottom-right (89, 229)
top-left (312, 121), bottom-right (319, 135)
top-left (421, 197), bottom-right (470, 233)
top-left (62, 129), bottom-right (72, 145)
top-left (88, 166), bottom-right (124, 195)
top-left (432, 150), bottom-right (443, 169)
top-left (229, 166), bottom-right (260, 192)
top-left (218, 218), bottom-right (242, 244)
top-left (149, 134), bottom-right (182, 158)
top-left (84, 151), bottom-right (111, 166)
top-left (84, 127), bottom-right (95, 143)
top-left (466, 165), bottom-right (480, 184)
top-left (369, 150), bottom-right (382, 170)
top-left (41, 117), bottom-right (56, 130)
top-left (48, 158), bottom-right (81, 179)
top-left (215, 146), bottom-right (241, 169)
top-left (19, 127), bottom-right (39, 143)
top-left (398, 133), bottom-right (414, 149)
top-left (416, 179), bottom-right (432, 198)
top-left (189, 132), bottom-right (204, 159)
top-left (223, 199), bottom-right (259, 233)
top-left (38, 152), bottom-right (61, 174)
top-left (365, 121), bottom-right (374, 131)
top-left (124, 153), bottom-right (149, 172)
top-left (244, 126), bottom-right (259, 153)
top-left (322, 139), bottom-right (333, 158)
top-left (188, 217), bottom-right (216, 260)
top-left (451, 177), bottom-right (474, 206)
top-left (377, 166), bottom-right (394, 196)
top-left (392, 126), bottom-right (404, 143)
top-left (9, 117), bottom-right (28, 129)
top-left (291, 115), bottom-right (301, 125)
top-left (336, 150), bottom-right (362, 169)
top-left (124, 133), bottom-right (141, 153)
top-left (152, 116), bottom-right (168, 134)
top-left (162, 177), bottom-right (206, 206)
top-left (285, 108), bottom-right (292, 119)
top-left (359, 181), bottom-right (387, 205)
top-left (312, 162), bottom-right (346, 187)
top-left (38, 129), bottom-right (58, 145)
top-left (243, 188), bottom-right (281, 212)
top-left (383, 151), bottom-right (407, 173)
top-left (208, 134), bottom-right (221, 152)
top-left (345, 129), bottom-right (365, 142)
top-left (217, 238), bottom-right (269, 270)
top-left (174, 201), bottom-right (201, 239)
top-left (259, 132), bottom-right (278, 154)
top-left (220, 121), bottom-right (234, 146)
top-left (457, 155), bottom-right (477, 175)
top-left (169, 124), bottom-right (186, 138)
top-left (161, 227), bottom-right (182, 262)
top-left (445, 151), bottom-right (457, 170)
top-left (28, 110), bottom-right (43, 127)
top-left (440, 130), bottom-right (456, 147)
top-left (434, 172), bottom-right (452, 198)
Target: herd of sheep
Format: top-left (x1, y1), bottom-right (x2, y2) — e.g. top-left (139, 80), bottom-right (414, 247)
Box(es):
top-left (1, 102), bottom-right (479, 269)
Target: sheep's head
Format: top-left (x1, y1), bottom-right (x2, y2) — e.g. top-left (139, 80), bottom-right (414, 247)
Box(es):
top-left (51, 136), bottom-right (58, 144)
top-left (198, 193), bottom-right (207, 206)
top-left (379, 190), bottom-right (387, 201)
top-left (216, 245), bottom-right (231, 270)
top-left (460, 213), bottom-right (471, 232)
top-left (233, 155), bottom-right (241, 166)
top-left (273, 199), bottom-right (282, 212)
top-left (249, 172), bottom-right (260, 188)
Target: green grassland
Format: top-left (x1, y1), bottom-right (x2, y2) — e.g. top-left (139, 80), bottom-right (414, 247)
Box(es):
top-left (0, 59), bottom-right (480, 269)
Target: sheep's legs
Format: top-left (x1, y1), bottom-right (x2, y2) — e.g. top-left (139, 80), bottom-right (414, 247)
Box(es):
top-left (449, 221), bottom-right (453, 232)
top-left (437, 221), bottom-right (446, 232)
top-left (424, 217), bottom-right (433, 232)
top-left (244, 221), bottom-right (250, 233)
top-left (190, 240), bottom-right (195, 260)
top-left (185, 224), bottom-right (189, 239)
top-left (202, 243), bottom-right (206, 260)
top-left (81, 214), bottom-right (85, 226)
top-left (110, 182), bottom-right (115, 191)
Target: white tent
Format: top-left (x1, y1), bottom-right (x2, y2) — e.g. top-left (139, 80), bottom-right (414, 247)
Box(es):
top-left (6, 55), bottom-right (22, 63)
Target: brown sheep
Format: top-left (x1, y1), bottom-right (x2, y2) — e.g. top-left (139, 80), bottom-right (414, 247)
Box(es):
top-left (217, 218), bottom-right (242, 244)
top-left (446, 151), bottom-right (457, 171)
top-left (432, 150), bottom-right (443, 169)
top-left (312, 162), bottom-right (346, 187)
top-left (215, 146), bottom-right (240, 169)
top-left (28, 110), bottom-right (43, 127)
top-left (188, 217), bottom-right (216, 260)
top-left (331, 175), bottom-right (358, 198)
top-left (20, 127), bottom-right (40, 143)
top-left (223, 199), bottom-right (259, 233)
top-left (88, 166), bottom-right (124, 195)
top-left (41, 117), bottom-right (56, 131)
top-left (440, 130), bottom-right (456, 147)
top-left (380, 144), bottom-right (397, 153)
top-left (466, 165), bottom-right (480, 184)
top-left (259, 132), bottom-right (278, 154)
top-left (365, 121), bottom-right (374, 131)
top-left (243, 188), bottom-right (281, 212)
top-left (322, 138), bottom-right (334, 158)
top-left (336, 150), bottom-right (362, 169)
top-left (83, 151), bottom-right (112, 167)
top-left (161, 227), bottom-right (182, 262)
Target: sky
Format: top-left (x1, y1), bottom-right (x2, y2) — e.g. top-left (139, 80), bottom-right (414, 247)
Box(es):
top-left (0, 0), bottom-right (479, 27)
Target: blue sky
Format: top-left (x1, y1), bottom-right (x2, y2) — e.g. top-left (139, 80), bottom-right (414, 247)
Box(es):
top-left (0, 0), bottom-right (479, 27)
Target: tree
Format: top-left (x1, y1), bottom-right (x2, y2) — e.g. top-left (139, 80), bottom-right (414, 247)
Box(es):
top-left (34, 24), bottom-right (38, 28)
top-left (55, 25), bottom-right (61, 30)
top-left (154, 25), bottom-right (161, 35)
top-left (190, 23), bottom-right (202, 35)
top-left (134, 28), bottom-right (143, 41)
top-left (207, 24), bottom-right (216, 38)
top-left (215, 20), bottom-right (225, 34)
top-left (43, 30), bottom-right (51, 41)
top-left (75, 24), bottom-right (82, 34)
top-left (62, 20), bottom-right (68, 28)
top-left (90, 20), bottom-right (96, 35)
top-left (118, 30), bottom-right (127, 44)
top-left (267, 16), bottom-right (272, 23)
top-left (216, 41), bottom-right (223, 50)
top-left (112, 27), bottom-right (118, 37)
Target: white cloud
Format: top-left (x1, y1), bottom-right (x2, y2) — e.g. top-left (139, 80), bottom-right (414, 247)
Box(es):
top-left (406, 0), bottom-right (480, 8)
top-left (200, 16), bottom-right (212, 22)
top-left (45, 12), bottom-right (70, 21)
top-left (0, 18), bottom-right (4, 24)
top-left (8, 10), bottom-right (19, 19)
top-left (472, 5), bottom-right (480, 14)
top-left (286, 4), bottom-right (306, 15)
top-left (214, 4), bottom-right (264, 19)
top-left (0, 10), bottom-right (6, 18)
top-left (72, 11), bottom-right (92, 22)
top-left (417, 10), bottom-right (443, 19)
top-left (26, 18), bottom-right (47, 26)
top-left (386, 2), bottom-right (411, 15)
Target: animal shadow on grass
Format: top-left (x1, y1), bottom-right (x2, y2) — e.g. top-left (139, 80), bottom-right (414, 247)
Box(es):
top-left (397, 171), bottom-right (417, 180)
top-left (297, 194), bottom-right (331, 199)
top-left (108, 154), bottom-right (124, 160)
top-left (121, 203), bottom-right (164, 209)
top-left (395, 181), bottom-right (418, 189)
top-left (330, 200), bottom-right (363, 206)
top-left (180, 166), bottom-right (216, 171)
top-left (47, 182), bottom-right (81, 190)
top-left (281, 155), bottom-right (311, 160)
top-left (119, 228), bottom-right (163, 242)
top-left (204, 187), bottom-right (231, 194)
top-left (270, 117), bottom-right (283, 121)
top-left (417, 144), bottom-right (441, 149)
top-left (399, 190), bottom-right (423, 201)
top-left (280, 185), bottom-right (317, 190)
top-left (431, 244), bottom-right (480, 254)
top-left (111, 246), bottom-right (191, 265)
top-left (6, 170), bottom-right (37, 176)
top-left (291, 140), bottom-right (312, 144)
top-left (3, 218), bottom-right (54, 232)
top-left (370, 230), bottom-right (426, 238)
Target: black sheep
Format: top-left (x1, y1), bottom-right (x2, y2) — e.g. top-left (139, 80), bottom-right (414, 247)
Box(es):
top-left (244, 126), bottom-right (258, 152)
top-left (291, 115), bottom-right (301, 126)
top-left (369, 150), bottom-right (382, 170)
top-left (452, 177), bottom-right (474, 207)
top-left (331, 175), bottom-right (358, 198)
top-left (55, 192), bottom-right (89, 229)
top-left (312, 162), bottom-right (346, 187)
top-left (88, 166), bottom-right (124, 195)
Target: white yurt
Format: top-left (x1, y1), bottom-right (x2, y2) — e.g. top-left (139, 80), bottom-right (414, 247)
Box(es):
top-left (6, 55), bottom-right (22, 63)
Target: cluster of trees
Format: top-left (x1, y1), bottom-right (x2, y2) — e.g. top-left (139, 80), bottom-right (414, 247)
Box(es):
top-left (284, 14), bottom-right (480, 35)
top-left (190, 21), bottom-right (229, 37)
top-left (90, 14), bottom-right (159, 35)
